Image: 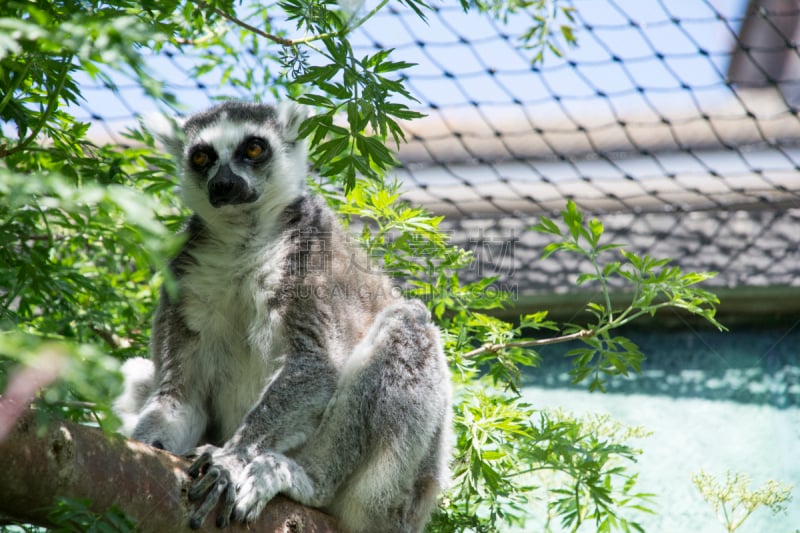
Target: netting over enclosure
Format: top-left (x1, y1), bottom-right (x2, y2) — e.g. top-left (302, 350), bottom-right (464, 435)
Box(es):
top-left (74, 0), bottom-right (800, 316)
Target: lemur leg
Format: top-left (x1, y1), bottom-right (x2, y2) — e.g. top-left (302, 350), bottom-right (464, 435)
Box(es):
top-left (132, 392), bottom-right (207, 455)
top-left (296, 299), bottom-right (451, 532)
top-left (114, 356), bottom-right (207, 454)
top-left (188, 300), bottom-right (451, 532)
top-left (114, 357), bottom-right (206, 455)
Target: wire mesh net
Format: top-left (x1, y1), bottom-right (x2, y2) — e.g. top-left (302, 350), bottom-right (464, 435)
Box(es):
top-left (71, 0), bottom-right (800, 313)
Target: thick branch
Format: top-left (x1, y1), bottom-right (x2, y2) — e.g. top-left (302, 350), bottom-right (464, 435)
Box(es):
top-left (0, 411), bottom-right (339, 532)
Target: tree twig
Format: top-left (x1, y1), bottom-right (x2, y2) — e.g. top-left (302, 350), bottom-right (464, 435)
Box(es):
top-left (462, 329), bottom-right (594, 359)
top-left (190, 0), bottom-right (294, 45)
top-left (89, 325), bottom-right (133, 350)
top-left (188, 0), bottom-right (390, 47)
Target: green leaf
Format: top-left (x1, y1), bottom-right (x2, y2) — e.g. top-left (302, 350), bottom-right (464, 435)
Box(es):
top-left (562, 199), bottom-right (583, 241)
top-left (589, 218), bottom-right (604, 246)
top-left (531, 216), bottom-right (561, 236)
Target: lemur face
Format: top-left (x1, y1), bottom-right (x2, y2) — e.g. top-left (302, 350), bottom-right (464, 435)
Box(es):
top-left (150, 101), bottom-right (308, 221)
top-left (185, 133), bottom-right (269, 208)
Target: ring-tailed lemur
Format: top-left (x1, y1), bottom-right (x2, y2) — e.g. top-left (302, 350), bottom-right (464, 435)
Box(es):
top-left (113, 101), bottom-right (452, 532)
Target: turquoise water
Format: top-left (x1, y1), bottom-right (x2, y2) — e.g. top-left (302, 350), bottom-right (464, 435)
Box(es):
top-left (519, 322), bottom-right (800, 532)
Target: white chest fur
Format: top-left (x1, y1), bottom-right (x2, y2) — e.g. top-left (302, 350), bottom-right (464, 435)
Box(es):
top-left (179, 234), bottom-right (287, 440)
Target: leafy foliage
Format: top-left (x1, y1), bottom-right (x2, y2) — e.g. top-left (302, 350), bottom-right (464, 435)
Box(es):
top-left (0, 0), bottom-right (193, 427)
top-left (435, 392), bottom-right (655, 532)
top-left (532, 200), bottom-right (724, 392)
top-left (48, 498), bottom-right (135, 533)
top-left (407, 199), bottom-right (723, 530)
top-left (460, 0), bottom-right (578, 62)
top-left (0, 497), bottom-right (135, 533)
top-left (1, 1), bottom-right (725, 531)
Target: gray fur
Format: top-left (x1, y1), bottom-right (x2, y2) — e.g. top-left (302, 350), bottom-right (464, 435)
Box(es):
top-left (116, 101), bottom-right (452, 532)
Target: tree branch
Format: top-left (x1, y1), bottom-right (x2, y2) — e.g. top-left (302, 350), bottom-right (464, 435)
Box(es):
top-left (189, 0), bottom-right (295, 46)
top-left (187, 0), bottom-right (389, 47)
top-left (462, 329), bottom-right (594, 359)
top-left (89, 324), bottom-right (134, 350)
top-left (0, 411), bottom-right (339, 532)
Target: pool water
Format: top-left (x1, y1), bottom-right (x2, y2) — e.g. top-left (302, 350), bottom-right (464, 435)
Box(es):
top-left (518, 321), bottom-right (800, 532)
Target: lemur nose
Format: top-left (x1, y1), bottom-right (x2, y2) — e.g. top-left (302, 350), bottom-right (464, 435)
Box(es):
top-left (208, 164), bottom-right (250, 207)
top-left (209, 178), bottom-right (238, 205)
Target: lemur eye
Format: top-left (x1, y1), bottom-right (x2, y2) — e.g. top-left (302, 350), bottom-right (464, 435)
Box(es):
top-left (191, 152), bottom-right (208, 167)
top-left (189, 147), bottom-right (215, 170)
top-left (244, 139), bottom-right (267, 160)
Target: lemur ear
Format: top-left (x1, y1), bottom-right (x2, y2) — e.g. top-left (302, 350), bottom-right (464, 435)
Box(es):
top-left (142, 112), bottom-right (186, 158)
top-left (276, 101), bottom-right (308, 143)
